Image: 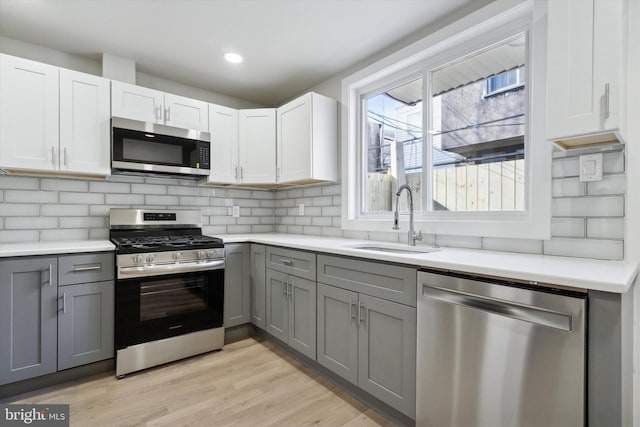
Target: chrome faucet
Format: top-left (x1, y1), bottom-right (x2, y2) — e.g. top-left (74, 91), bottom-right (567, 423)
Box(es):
top-left (393, 184), bottom-right (423, 246)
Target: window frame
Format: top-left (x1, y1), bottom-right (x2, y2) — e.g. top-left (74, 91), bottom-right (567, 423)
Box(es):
top-left (341, 0), bottom-right (551, 239)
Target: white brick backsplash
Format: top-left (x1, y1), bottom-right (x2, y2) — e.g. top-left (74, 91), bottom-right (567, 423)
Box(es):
top-left (179, 196), bottom-right (210, 206)
top-left (41, 204), bottom-right (89, 217)
top-left (40, 229), bottom-right (89, 241)
top-left (603, 151), bottom-right (624, 173)
top-left (303, 187), bottom-right (322, 197)
top-left (251, 191), bottom-right (273, 200)
top-left (303, 206), bottom-right (321, 216)
top-left (5, 190), bottom-right (58, 203)
top-left (260, 199), bottom-right (275, 208)
top-left (237, 217), bottom-right (260, 225)
top-left (260, 217), bottom-right (274, 224)
top-left (544, 238), bottom-right (623, 261)
top-left (89, 228), bottom-right (109, 239)
top-left (287, 225), bottom-right (303, 234)
top-left (203, 207), bottom-right (227, 216)
top-left (368, 231), bottom-right (401, 243)
top-left (274, 208), bottom-right (287, 216)
top-left (552, 196), bottom-right (624, 217)
top-left (587, 174), bottom-right (626, 195)
top-left (211, 216), bottom-right (237, 225)
top-left (552, 157), bottom-right (580, 178)
top-left (275, 225), bottom-right (288, 233)
top-left (41, 178), bottom-right (88, 192)
top-left (90, 204), bottom-right (121, 216)
top-left (238, 199), bottom-right (260, 208)
top-left (482, 237), bottom-right (543, 255)
top-left (551, 218), bottom-right (585, 237)
top-left (287, 189), bottom-right (303, 198)
top-left (145, 195), bottom-right (180, 205)
top-left (227, 225), bottom-right (252, 233)
top-left (312, 196), bottom-right (333, 206)
top-left (5, 217), bottom-right (58, 229)
top-left (167, 185), bottom-right (199, 196)
top-left (332, 217), bottom-right (342, 227)
top-left (279, 216), bottom-right (294, 225)
top-left (108, 175), bottom-right (145, 183)
top-left (322, 185), bottom-right (341, 196)
top-left (89, 181), bottom-right (130, 193)
top-left (322, 227), bottom-right (344, 238)
top-left (322, 206), bottom-right (341, 216)
top-left (436, 234), bottom-right (483, 249)
top-left (252, 225), bottom-right (274, 233)
top-left (105, 194), bottom-right (144, 205)
top-left (132, 183), bottom-right (167, 195)
top-left (587, 218), bottom-right (624, 239)
top-left (60, 216), bottom-right (106, 229)
top-left (312, 216), bottom-right (332, 226)
top-left (277, 199), bottom-right (295, 208)
top-left (0, 230), bottom-right (39, 243)
top-left (303, 226), bottom-right (323, 236)
top-left (1, 203), bottom-right (40, 216)
top-left (252, 208), bottom-right (273, 216)
top-left (144, 177), bottom-right (179, 185)
top-left (552, 178), bottom-right (585, 197)
top-left (203, 225), bottom-right (228, 235)
top-left (295, 197), bottom-right (312, 206)
top-left (0, 176), bottom-right (39, 190)
top-left (60, 192), bottom-right (104, 204)
top-left (343, 230), bottom-right (369, 240)
top-left (294, 216), bottom-right (312, 226)
top-left (0, 191), bottom-right (3, 202)
top-left (197, 187), bottom-right (217, 197)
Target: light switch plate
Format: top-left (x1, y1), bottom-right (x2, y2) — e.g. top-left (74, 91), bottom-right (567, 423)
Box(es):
top-left (299, 204), bottom-right (305, 216)
top-left (232, 206), bottom-right (240, 218)
top-left (579, 153), bottom-right (603, 182)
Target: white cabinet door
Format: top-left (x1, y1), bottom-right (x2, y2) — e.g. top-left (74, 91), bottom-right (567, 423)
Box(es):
top-left (59, 69), bottom-right (111, 175)
top-left (208, 104), bottom-right (238, 184)
top-left (164, 93), bottom-right (209, 132)
top-left (0, 54), bottom-right (59, 171)
top-left (546, 0), bottom-right (626, 141)
top-left (239, 108), bottom-right (276, 184)
top-left (277, 94), bottom-right (311, 183)
top-left (111, 80), bottom-right (163, 124)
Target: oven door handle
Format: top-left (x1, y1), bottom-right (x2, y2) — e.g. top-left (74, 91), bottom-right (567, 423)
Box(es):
top-left (118, 259), bottom-right (225, 279)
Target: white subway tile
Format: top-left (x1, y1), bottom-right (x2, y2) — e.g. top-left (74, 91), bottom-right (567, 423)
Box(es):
top-left (105, 194), bottom-right (144, 205)
top-left (260, 217), bottom-right (274, 225)
top-left (275, 225), bottom-right (288, 233)
top-left (89, 181), bottom-right (130, 193)
top-left (144, 177), bottom-right (179, 185)
top-left (60, 217), bottom-right (106, 228)
top-left (294, 217), bottom-right (312, 226)
top-left (295, 197), bottom-right (312, 206)
top-left (41, 178), bottom-right (88, 192)
top-left (551, 218), bottom-right (585, 237)
top-left (197, 187), bottom-right (217, 197)
top-left (543, 238), bottom-right (623, 261)
top-left (435, 234), bottom-right (483, 249)
top-left (312, 217), bottom-right (332, 227)
top-left (587, 218), bottom-right (624, 239)
top-left (108, 175), bottom-right (145, 183)
top-left (312, 196), bottom-right (333, 206)
top-left (552, 157), bottom-right (580, 178)
top-left (211, 216), bottom-right (236, 225)
top-left (5, 190), bottom-right (57, 203)
top-left (0, 191), bottom-right (3, 202)
top-left (145, 195), bottom-right (180, 205)
top-left (179, 196), bottom-right (210, 206)
top-left (202, 207), bottom-right (227, 216)
top-left (237, 217), bottom-right (260, 225)
top-left (322, 185), bottom-right (341, 196)
top-left (322, 206), bottom-right (341, 216)
top-left (90, 204), bottom-right (121, 216)
top-left (252, 208), bottom-right (273, 216)
top-left (368, 231), bottom-right (401, 243)
top-left (238, 199), bottom-right (260, 208)
top-left (0, 176), bottom-right (39, 190)
top-left (60, 192), bottom-right (104, 204)
top-left (132, 183), bottom-right (167, 195)
top-left (332, 217), bottom-right (342, 227)
top-left (40, 229), bottom-right (89, 241)
top-left (303, 226), bottom-right (323, 236)
top-left (5, 217), bottom-right (58, 229)
top-left (587, 174), bottom-right (626, 195)
top-left (227, 225), bottom-right (252, 233)
top-left (167, 185), bottom-right (200, 196)
top-left (275, 191), bottom-right (289, 200)
top-left (278, 199), bottom-right (295, 208)
top-left (41, 204), bottom-right (89, 217)
top-left (603, 151), bottom-right (624, 173)
top-left (287, 225), bottom-right (303, 234)
top-left (482, 237), bottom-right (543, 255)
top-left (343, 230), bottom-right (369, 240)
top-left (552, 196), bottom-right (624, 217)
top-left (279, 216), bottom-right (294, 225)
top-left (303, 187), bottom-right (322, 197)
top-left (251, 191), bottom-right (273, 200)
top-left (252, 225), bottom-right (274, 233)
top-left (332, 196), bottom-right (341, 206)
top-left (287, 189), bottom-right (304, 198)
top-left (303, 207), bottom-right (321, 216)
top-left (239, 208), bottom-right (252, 217)
top-left (260, 199), bottom-right (275, 208)
top-left (203, 225), bottom-right (227, 235)
top-left (1, 203), bottom-right (40, 216)
top-left (89, 228), bottom-right (109, 239)
top-left (322, 227), bottom-right (344, 238)
top-left (552, 178), bottom-right (585, 197)
top-left (0, 230), bottom-right (39, 243)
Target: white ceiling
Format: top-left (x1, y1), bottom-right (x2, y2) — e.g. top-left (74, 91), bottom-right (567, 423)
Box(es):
top-left (0, 0), bottom-right (475, 106)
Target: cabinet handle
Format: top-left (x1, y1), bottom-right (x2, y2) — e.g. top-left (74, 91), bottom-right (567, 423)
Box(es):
top-left (165, 107), bottom-right (171, 122)
top-left (287, 281), bottom-right (292, 299)
top-left (72, 264), bottom-right (101, 272)
top-left (358, 302), bottom-right (366, 324)
top-left (283, 280), bottom-right (288, 296)
top-left (62, 293), bottom-right (67, 314)
top-left (349, 299), bottom-right (357, 319)
top-left (156, 105), bottom-right (162, 121)
top-left (280, 259), bottom-right (293, 266)
top-left (241, 166), bottom-right (244, 179)
top-left (44, 265), bottom-right (53, 287)
top-left (63, 147), bottom-right (68, 167)
top-left (51, 146), bottom-right (56, 166)
top-left (276, 167), bottom-right (280, 181)
top-left (604, 83), bottom-right (610, 119)
top-left (235, 166), bottom-right (238, 179)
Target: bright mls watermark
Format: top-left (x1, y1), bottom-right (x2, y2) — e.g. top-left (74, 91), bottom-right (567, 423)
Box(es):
top-left (0, 404), bottom-right (69, 426)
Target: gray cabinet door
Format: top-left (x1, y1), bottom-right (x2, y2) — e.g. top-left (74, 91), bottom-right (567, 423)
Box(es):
top-left (266, 246), bottom-right (316, 281)
top-left (250, 244), bottom-right (267, 330)
top-left (317, 283), bottom-right (358, 385)
top-left (265, 269), bottom-right (288, 342)
top-left (57, 280), bottom-right (114, 370)
top-left (224, 244), bottom-right (251, 327)
top-left (0, 257), bottom-right (58, 385)
top-left (357, 294), bottom-right (416, 418)
top-left (58, 252), bottom-right (114, 286)
top-left (287, 275), bottom-right (316, 360)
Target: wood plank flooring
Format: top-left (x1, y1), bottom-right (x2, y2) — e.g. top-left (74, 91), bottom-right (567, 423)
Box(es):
top-left (8, 337), bottom-right (396, 426)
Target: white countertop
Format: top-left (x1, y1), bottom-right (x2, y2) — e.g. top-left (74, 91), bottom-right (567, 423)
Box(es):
top-left (0, 240), bottom-right (115, 257)
top-left (216, 233), bottom-right (638, 294)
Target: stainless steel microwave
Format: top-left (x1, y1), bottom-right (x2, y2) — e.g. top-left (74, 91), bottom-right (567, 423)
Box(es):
top-left (111, 117), bottom-right (210, 178)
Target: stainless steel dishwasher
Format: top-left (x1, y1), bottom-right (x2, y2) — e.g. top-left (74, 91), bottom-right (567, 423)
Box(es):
top-left (417, 270), bottom-right (586, 427)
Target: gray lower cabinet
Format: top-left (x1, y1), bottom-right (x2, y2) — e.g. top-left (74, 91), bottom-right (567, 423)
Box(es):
top-left (57, 280), bottom-right (114, 370)
top-left (266, 268), bottom-right (316, 360)
top-left (0, 258), bottom-right (58, 386)
top-left (224, 243), bottom-right (251, 328)
top-left (250, 244), bottom-right (267, 329)
top-left (317, 274), bottom-right (417, 418)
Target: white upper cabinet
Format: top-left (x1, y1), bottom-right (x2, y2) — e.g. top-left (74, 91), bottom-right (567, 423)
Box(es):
top-left (0, 54), bottom-right (60, 172)
top-left (208, 104), bottom-right (239, 184)
top-left (277, 92), bottom-right (337, 184)
top-left (59, 69), bottom-right (111, 175)
top-left (111, 81), bottom-right (209, 132)
top-left (546, 0), bottom-right (627, 148)
top-left (239, 109), bottom-right (276, 184)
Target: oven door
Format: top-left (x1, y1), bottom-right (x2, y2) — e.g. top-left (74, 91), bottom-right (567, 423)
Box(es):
top-left (115, 268), bottom-right (224, 349)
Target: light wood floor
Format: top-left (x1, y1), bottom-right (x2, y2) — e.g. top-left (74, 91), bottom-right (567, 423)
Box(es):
top-left (9, 337), bottom-right (396, 427)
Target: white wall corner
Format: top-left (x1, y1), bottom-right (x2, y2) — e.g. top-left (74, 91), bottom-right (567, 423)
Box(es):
top-left (102, 53), bottom-right (136, 84)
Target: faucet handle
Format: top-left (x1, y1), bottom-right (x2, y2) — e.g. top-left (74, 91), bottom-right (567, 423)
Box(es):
top-left (393, 211), bottom-right (400, 230)
top-left (414, 230), bottom-right (423, 241)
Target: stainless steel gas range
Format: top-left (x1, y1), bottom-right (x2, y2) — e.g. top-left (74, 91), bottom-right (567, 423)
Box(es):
top-left (109, 209), bottom-right (225, 378)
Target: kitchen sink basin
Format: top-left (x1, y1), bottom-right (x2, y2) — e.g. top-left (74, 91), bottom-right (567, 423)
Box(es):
top-left (346, 243), bottom-right (440, 255)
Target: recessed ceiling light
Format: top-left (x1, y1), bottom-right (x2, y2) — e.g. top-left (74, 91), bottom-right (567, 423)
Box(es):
top-left (224, 52), bottom-right (243, 64)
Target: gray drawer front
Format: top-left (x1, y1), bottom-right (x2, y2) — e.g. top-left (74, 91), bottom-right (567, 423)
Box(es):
top-left (59, 253), bottom-right (114, 286)
top-left (266, 247), bottom-right (316, 280)
top-left (317, 255), bottom-right (417, 306)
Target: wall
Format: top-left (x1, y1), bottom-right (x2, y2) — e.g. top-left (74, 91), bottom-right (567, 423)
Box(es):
top-left (0, 175), bottom-right (274, 243)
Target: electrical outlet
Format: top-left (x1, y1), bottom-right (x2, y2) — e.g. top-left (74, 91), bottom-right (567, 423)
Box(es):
top-left (232, 206), bottom-right (240, 218)
top-left (579, 153), bottom-right (603, 182)
top-left (299, 204), bottom-right (305, 216)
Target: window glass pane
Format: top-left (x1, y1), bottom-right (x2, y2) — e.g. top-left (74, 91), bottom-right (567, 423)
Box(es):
top-left (430, 34), bottom-right (526, 212)
top-left (363, 78), bottom-right (423, 213)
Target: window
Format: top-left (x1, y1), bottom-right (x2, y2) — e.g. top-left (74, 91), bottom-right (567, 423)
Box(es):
top-left (342, 1), bottom-right (550, 239)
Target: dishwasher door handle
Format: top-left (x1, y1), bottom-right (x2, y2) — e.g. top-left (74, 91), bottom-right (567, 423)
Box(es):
top-left (421, 284), bottom-right (572, 332)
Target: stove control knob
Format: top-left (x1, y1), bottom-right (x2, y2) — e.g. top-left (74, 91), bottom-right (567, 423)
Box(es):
top-left (206, 249), bottom-right (215, 258)
top-left (197, 250), bottom-right (206, 260)
top-left (133, 254), bottom-right (144, 265)
top-left (172, 252), bottom-right (182, 261)
top-left (146, 254), bottom-right (156, 263)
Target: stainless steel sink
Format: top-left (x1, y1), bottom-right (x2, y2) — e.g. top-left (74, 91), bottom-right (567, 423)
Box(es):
top-left (346, 244), bottom-right (439, 255)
